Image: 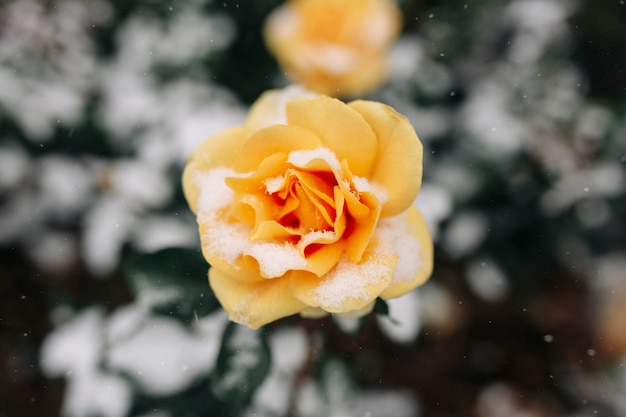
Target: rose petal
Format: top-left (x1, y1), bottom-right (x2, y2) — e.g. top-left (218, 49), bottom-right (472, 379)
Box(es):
top-left (361, 0), bottom-right (402, 48)
top-left (290, 237), bottom-right (396, 313)
top-left (348, 100), bottom-right (423, 217)
top-left (286, 96), bottom-right (377, 176)
top-left (226, 153), bottom-right (289, 194)
top-left (379, 205), bottom-right (433, 299)
top-left (198, 219), bottom-right (262, 284)
top-left (209, 268), bottom-right (307, 329)
top-left (300, 307), bottom-right (329, 318)
top-left (300, 240), bottom-right (346, 277)
top-left (182, 126), bottom-right (252, 213)
top-left (335, 300), bottom-right (376, 319)
top-left (343, 192), bottom-right (381, 263)
top-left (329, 55), bottom-right (386, 97)
top-left (234, 124), bottom-right (322, 173)
top-left (250, 219), bottom-right (300, 241)
top-left (246, 86), bottom-right (319, 130)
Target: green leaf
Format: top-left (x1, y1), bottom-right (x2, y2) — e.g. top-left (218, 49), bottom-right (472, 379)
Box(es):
top-left (211, 322), bottom-right (271, 409)
top-left (373, 298), bottom-right (389, 316)
top-left (122, 247), bottom-right (220, 320)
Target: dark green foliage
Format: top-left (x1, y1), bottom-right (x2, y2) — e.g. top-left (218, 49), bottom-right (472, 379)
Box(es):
top-left (373, 298), bottom-right (390, 316)
top-left (211, 322), bottom-right (271, 411)
top-left (123, 247), bottom-right (220, 321)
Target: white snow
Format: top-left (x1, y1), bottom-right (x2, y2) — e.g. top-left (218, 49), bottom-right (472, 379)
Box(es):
top-left (575, 104), bottom-right (613, 140)
top-left (465, 259), bottom-right (510, 302)
top-left (294, 369), bottom-right (419, 417)
top-left (249, 327), bottom-right (309, 415)
top-left (62, 372), bottom-right (132, 417)
top-left (332, 315), bottom-right (362, 334)
top-left (264, 174), bottom-right (286, 193)
top-left (592, 254), bottom-right (626, 292)
top-left (40, 308), bottom-right (133, 417)
top-left (442, 211), bottom-right (488, 258)
top-left (376, 212), bottom-right (424, 285)
top-left (196, 167), bottom-right (239, 215)
top-left (298, 230), bottom-right (337, 250)
top-left (308, 246), bottom-right (394, 311)
top-left (540, 163), bottom-right (626, 215)
top-left (246, 242), bottom-right (309, 277)
top-left (461, 81), bottom-right (526, 157)
top-left (0, 193), bottom-right (43, 245)
top-left (377, 290), bottom-right (423, 344)
top-left (413, 182), bottom-right (454, 241)
top-left (212, 325), bottom-right (265, 399)
top-left (41, 305), bottom-right (229, 414)
top-left (38, 155), bottom-right (93, 216)
top-left (110, 159), bottom-right (173, 209)
top-left (40, 308), bottom-right (104, 377)
top-left (353, 176), bottom-right (389, 205)
top-left (507, 0), bottom-right (570, 37)
top-left (429, 161), bottom-right (481, 202)
top-left (287, 147), bottom-right (342, 172)
top-left (343, 390), bottom-right (419, 417)
top-left (107, 314), bottom-right (228, 396)
top-left (388, 36), bottom-right (425, 82)
top-left (82, 196), bottom-right (135, 276)
top-left (0, 0), bottom-right (98, 140)
top-left (107, 304), bottom-right (150, 345)
top-left (130, 214), bottom-right (198, 252)
top-left (0, 143), bottom-right (29, 190)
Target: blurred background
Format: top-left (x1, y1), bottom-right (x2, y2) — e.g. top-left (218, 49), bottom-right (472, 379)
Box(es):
top-left (1, 0), bottom-right (625, 416)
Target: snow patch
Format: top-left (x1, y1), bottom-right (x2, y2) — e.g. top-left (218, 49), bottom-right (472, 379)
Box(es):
top-left (264, 174), bottom-right (286, 193)
top-left (353, 176), bottom-right (389, 205)
top-left (288, 147), bottom-right (342, 171)
top-left (413, 182), bottom-right (453, 240)
top-left (298, 230), bottom-right (337, 250)
top-left (442, 211), bottom-right (488, 258)
top-left (40, 308), bottom-right (132, 417)
top-left (308, 245), bottom-right (394, 311)
top-left (40, 308), bottom-right (104, 377)
top-left (465, 260), bottom-right (509, 302)
top-left (82, 196), bottom-right (135, 276)
top-left (377, 212), bottom-right (423, 285)
top-left (249, 327), bottom-right (308, 415)
top-left (247, 242), bottom-right (308, 277)
top-left (0, 143), bottom-right (29, 190)
top-left (377, 290), bottom-right (423, 344)
top-left (213, 325), bottom-right (264, 398)
top-left (62, 372), bottom-right (131, 417)
top-left (107, 314), bottom-right (228, 396)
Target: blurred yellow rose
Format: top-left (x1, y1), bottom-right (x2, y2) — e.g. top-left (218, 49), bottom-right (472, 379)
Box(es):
top-left (183, 86), bottom-right (432, 329)
top-left (264, 0), bottom-right (402, 97)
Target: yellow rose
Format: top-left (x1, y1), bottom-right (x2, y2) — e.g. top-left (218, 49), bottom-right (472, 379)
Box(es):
top-left (183, 87), bottom-right (432, 329)
top-left (264, 0), bottom-right (402, 97)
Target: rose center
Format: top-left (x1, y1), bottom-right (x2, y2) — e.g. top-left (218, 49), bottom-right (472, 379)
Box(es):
top-left (268, 168), bottom-right (339, 234)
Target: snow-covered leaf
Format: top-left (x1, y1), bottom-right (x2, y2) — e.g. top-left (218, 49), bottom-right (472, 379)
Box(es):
top-left (211, 322), bottom-right (271, 409)
top-left (122, 247), bottom-right (220, 320)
